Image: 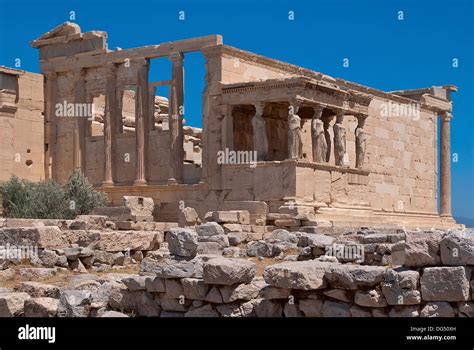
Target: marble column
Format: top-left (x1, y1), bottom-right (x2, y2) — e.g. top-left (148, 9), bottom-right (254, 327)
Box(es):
top-left (44, 72), bottom-right (57, 180)
top-left (440, 111), bottom-right (452, 217)
top-left (252, 102), bottom-right (268, 161)
top-left (311, 106), bottom-right (326, 163)
top-left (168, 52), bottom-right (184, 183)
top-left (103, 64), bottom-right (118, 187)
top-left (355, 115), bottom-right (368, 168)
top-left (73, 68), bottom-right (86, 172)
top-left (288, 103), bottom-right (303, 159)
top-left (222, 105), bottom-right (234, 151)
top-left (134, 59), bottom-right (149, 186)
top-left (333, 110), bottom-right (347, 166)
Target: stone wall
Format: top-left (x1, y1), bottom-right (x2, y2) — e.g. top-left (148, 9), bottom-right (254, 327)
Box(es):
top-left (0, 67), bottom-right (45, 182)
top-left (0, 206), bottom-right (471, 317)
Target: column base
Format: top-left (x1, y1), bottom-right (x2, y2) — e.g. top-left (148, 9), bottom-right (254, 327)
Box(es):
top-left (167, 178), bottom-right (178, 185)
top-left (101, 181), bottom-right (115, 187)
top-left (133, 179), bottom-right (147, 186)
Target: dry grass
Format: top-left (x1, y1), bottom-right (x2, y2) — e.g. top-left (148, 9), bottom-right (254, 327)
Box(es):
top-left (0, 262), bottom-right (140, 289)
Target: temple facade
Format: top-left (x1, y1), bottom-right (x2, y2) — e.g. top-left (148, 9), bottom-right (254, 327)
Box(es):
top-left (0, 22), bottom-right (460, 229)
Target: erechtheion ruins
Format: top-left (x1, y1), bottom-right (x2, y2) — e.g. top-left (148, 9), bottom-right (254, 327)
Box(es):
top-left (0, 22), bottom-right (460, 230)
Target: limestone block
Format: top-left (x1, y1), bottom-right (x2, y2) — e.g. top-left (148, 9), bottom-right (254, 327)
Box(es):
top-left (403, 231), bottom-right (442, 267)
top-left (298, 298), bottom-right (323, 317)
top-left (420, 302), bottom-right (455, 317)
top-left (420, 267), bottom-right (470, 302)
top-left (325, 264), bottom-right (387, 290)
top-left (263, 261), bottom-right (332, 290)
top-left (203, 257), bottom-right (256, 285)
top-left (0, 292), bottom-right (31, 317)
top-left (24, 297), bottom-right (59, 317)
top-left (322, 301), bottom-right (351, 317)
top-left (440, 231), bottom-right (474, 265)
top-left (0, 226), bottom-right (68, 248)
top-left (166, 228), bottom-right (198, 258)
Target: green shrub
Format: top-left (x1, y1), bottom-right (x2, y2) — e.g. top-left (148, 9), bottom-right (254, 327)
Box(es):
top-left (29, 180), bottom-right (68, 219)
top-left (63, 170), bottom-right (107, 219)
top-left (0, 171), bottom-right (107, 219)
top-left (0, 176), bottom-right (34, 218)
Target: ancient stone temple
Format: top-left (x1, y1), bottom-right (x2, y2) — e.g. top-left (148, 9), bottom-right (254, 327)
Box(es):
top-left (0, 22), bottom-right (460, 229)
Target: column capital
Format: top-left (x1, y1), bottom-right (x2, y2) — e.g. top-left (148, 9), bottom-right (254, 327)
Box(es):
top-left (168, 51), bottom-right (184, 62)
top-left (441, 111), bottom-right (453, 122)
top-left (254, 102), bottom-right (265, 116)
top-left (313, 105), bottom-right (324, 119)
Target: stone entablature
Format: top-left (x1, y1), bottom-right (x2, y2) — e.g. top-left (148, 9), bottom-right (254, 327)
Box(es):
top-left (0, 21), bottom-right (460, 229)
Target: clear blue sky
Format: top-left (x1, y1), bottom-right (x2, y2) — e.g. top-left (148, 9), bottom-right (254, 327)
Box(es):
top-left (1, 0), bottom-right (473, 224)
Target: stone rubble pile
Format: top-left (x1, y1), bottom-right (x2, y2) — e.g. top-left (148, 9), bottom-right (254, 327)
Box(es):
top-left (0, 199), bottom-right (472, 317)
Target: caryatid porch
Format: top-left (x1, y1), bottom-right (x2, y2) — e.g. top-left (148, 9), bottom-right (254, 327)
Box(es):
top-left (218, 76), bottom-right (373, 212)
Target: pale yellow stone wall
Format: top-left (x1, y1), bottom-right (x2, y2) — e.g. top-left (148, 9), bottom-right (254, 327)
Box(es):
top-left (365, 98), bottom-right (438, 214)
top-left (0, 69), bottom-right (45, 182)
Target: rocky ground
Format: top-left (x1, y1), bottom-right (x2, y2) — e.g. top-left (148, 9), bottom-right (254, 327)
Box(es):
top-left (0, 199), bottom-right (473, 317)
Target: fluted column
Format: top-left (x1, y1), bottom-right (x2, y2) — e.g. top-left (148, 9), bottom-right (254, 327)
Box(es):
top-left (134, 59), bottom-right (149, 186)
top-left (222, 105), bottom-right (234, 151)
top-left (440, 111), bottom-right (452, 217)
top-left (73, 68), bottom-right (86, 172)
top-left (168, 52), bottom-right (184, 184)
top-left (103, 64), bottom-right (117, 187)
top-left (44, 72), bottom-right (57, 180)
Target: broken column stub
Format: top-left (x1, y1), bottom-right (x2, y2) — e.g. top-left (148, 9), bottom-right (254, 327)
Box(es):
top-left (93, 196), bottom-right (155, 222)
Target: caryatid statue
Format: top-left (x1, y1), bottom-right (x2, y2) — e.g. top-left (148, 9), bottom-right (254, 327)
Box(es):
top-left (252, 102), bottom-right (268, 161)
top-left (288, 104), bottom-right (303, 159)
top-left (333, 111), bottom-right (346, 166)
top-left (355, 115), bottom-right (368, 168)
top-left (311, 106), bottom-right (327, 163)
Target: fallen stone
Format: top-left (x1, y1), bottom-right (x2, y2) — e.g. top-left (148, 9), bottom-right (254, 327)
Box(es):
top-left (122, 276), bottom-right (147, 291)
top-left (100, 310), bottom-right (129, 317)
top-left (440, 230), bottom-right (474, 265)
top-left (420, 266), bottom-right (470, 301)
top-left (382, 269), bottom-right (420, 305)
top-left (182, 278), bottom-right (209, 300)
top-left (57, 290), bottom-right (92, 317)
top-left (185, 304), bottom-right (218, 317)
top-left (263, 261), bottom-right (331, 290)
top-left (254, 299), bottom-right (283, 317)
top-left (354, 290), bottom-right (387, 308)
top-left (179, 207), bottom-right (201, 227)
top-left (350, 305), bottom-right (372, 317)
top-left (0, 292), bottom-right (31, 316)
top-left (325, 264), bottom-right (386, 290)
top-left (166, 228), bottom-right (199, 258)
top-left (299, 298), bottom-right (323, 317)
top-left (0, 226), bottom-right (68, 248)
top-left (203, 257), bottom-right (256, 285)
top-left (24, 297), bottom-right (58, 317)
top-left (322, 300), bottom-right (351, 317)
top-left (247, 241), bottom-right (274, 257)
top-left (403, 231), bottom-right (441, 267)
top-left (196, 222), bottom-right (224, 237)
top-left (15, 281), bottom-right (60, 298)
top-left (389, 306), bottom-right (419, 317)
top-left (420, 302), bottom-right (455, 317)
